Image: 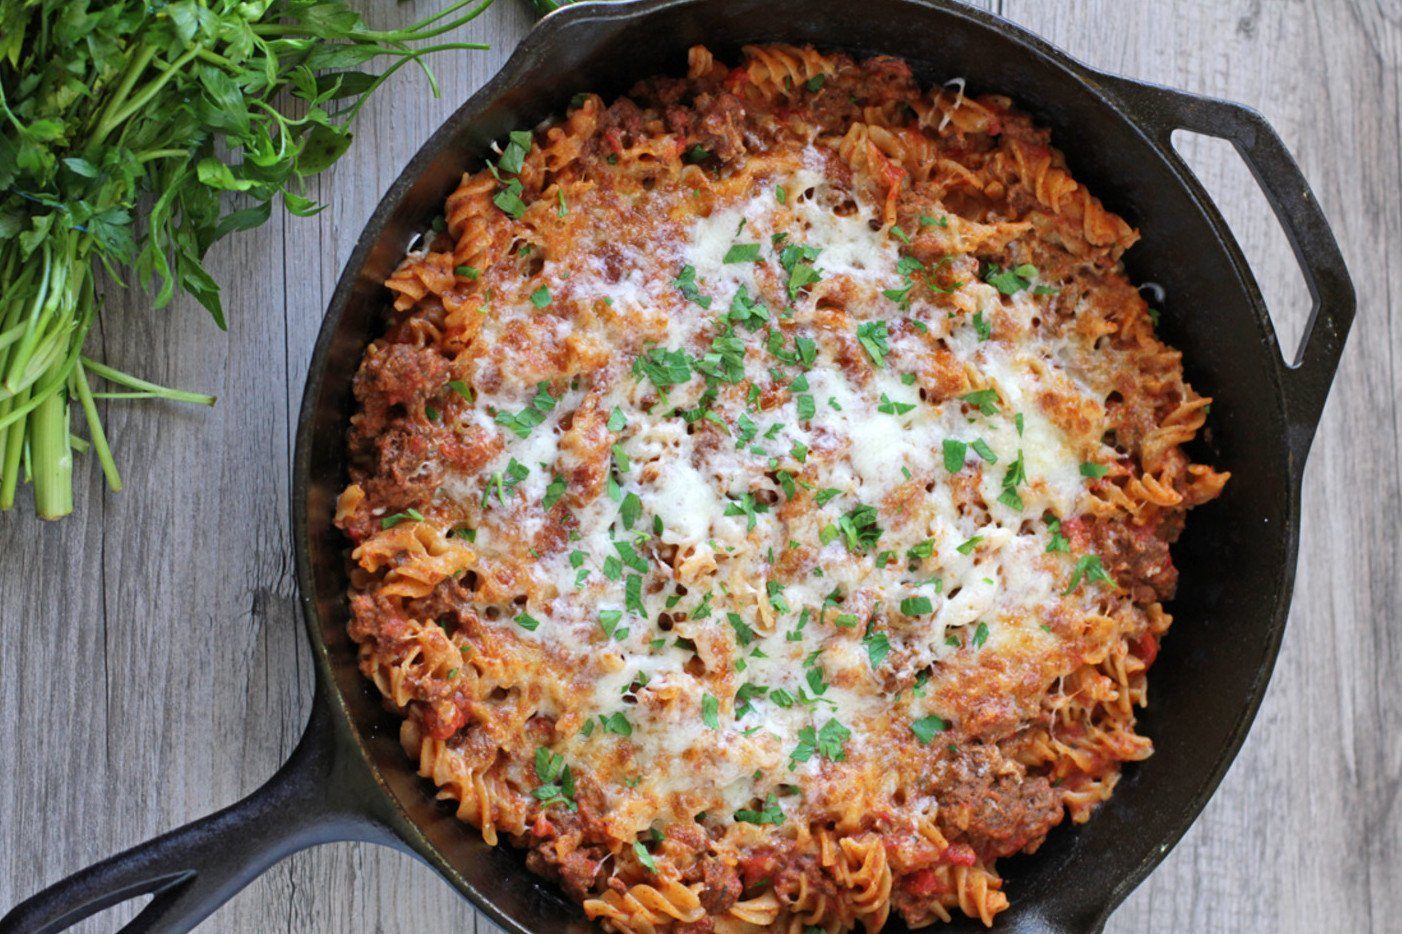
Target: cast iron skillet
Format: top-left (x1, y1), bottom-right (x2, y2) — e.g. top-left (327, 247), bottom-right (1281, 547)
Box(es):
top-left (1, 0), bottom-right (1354, 931)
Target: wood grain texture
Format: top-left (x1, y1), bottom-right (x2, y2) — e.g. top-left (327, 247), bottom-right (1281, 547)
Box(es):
top-left (0, 1), bottom-right (1395, 932)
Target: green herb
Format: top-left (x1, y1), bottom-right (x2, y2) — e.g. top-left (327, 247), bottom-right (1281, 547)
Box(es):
top-left (998, 450), bottom-right (1026, 511)
top-left (633, 346), bottom-right (694, 390)
top-left (943, 439), bottom-right (967, 472)
top-left (971, 438), bottom-right (997, 463)
top-left (910, 715), bottom-right (947, 744)
top-left (448, 380), bottom-right (473, 402)
top-left (619, 492), bottom-right (642, 529)
top-left (542, 474), bottom-right (567, 510)
top-left (725, 491), bottom-right (769, 530)
top-left (855, 320), bottom-right (889, 368)
top-left (1046, 516), bottom-right (1071, 553)
top-left (674, 265), bottom-right (712, 308)
top-left (864, 630), bottom-right (891, 667)
top-left (530, 285), bottom-right (551, 308)
top-left (956, 535), bottom-right (983, 555)
top-left (532, 746), bottom-right (577, 810)
top-left (815, 488), bottom-right (842, 507)
top-left (702, 693), bottom-right (720, 729)
top-left (805, 73), bottom-right (827, 92)
top-left (837, 504), bottom-right (883, 553)
top-left (454, 265), bottom-right (481, 280)
top-left (779, 242), bottom-right (822, 298)
top-left (608, 406), bottom-right (628, 432)
top-left (961, 389), bottom-right (1000, 416)
top-left (877, 393), bottom-right (915, 415)
top-left (632, 840), bottom-right (657, 872)
top-left (1064, 554), bottom-right (1114, 594)
top-left (796, 394), bottom-right (817, 420)
top-left (907, 539), bottom-right (935, 561)
top-left (1080, 461), bottom-right (1110, 478)
top-left (723, 243), bottom-right (761, 264)
top-left (789, 718), bottom-right (850, 769)
top-left (972, 310), bottom-right (992, 341)
top-left (901, 596), bottom-right (933, 616)
top-left (601, 711), bottom-right (633, 737)
top-left (984, 263), bottom-right (1038, 295)
top-left (971, 621), bottom-right (990, 648)
top-left (734, 793), bottom-right (785, 825)
top-left (0, 0), bottom-right (495, 517)
top-left (380, 508), bottom-right (425, 529)
top-left (495, 381), bottom-right (558, 438)
top-left (516, 612), bottom-right (541, 631)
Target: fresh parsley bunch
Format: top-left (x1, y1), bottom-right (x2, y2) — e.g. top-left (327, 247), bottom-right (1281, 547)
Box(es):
top-left (0, 0), bottom-right (492, 518)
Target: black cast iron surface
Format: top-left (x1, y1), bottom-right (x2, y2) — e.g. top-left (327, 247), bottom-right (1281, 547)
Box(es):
top-left (0, 1), bottom-right (1354, 932)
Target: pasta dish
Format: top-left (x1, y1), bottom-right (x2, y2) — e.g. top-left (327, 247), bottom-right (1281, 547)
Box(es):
top-left (336, 44), bottom-right (1228, 931)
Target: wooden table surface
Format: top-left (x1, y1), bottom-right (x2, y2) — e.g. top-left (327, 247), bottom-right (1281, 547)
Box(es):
top-left (3, 1), bottom-right (1397, 932)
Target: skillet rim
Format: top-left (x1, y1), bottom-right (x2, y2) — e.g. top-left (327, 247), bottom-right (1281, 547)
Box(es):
top-left (292, 1), bottom-right (1306, 930)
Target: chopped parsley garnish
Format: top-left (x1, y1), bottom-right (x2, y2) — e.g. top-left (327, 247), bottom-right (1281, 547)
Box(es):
top-left (674, 264), bottom-right (712, 308)
top-left (600, 711), bottom-right (633, 737)
top-left (775, 185), bottom-right (788, 204)
top-left (943, 438), bottom-right (967, 473)
top-left (1080, 461), bottom-right (1110, 479)
top-left (956, 535), bottom-right (983, 555)
top-left (380, 508), bottom-right (424, 529)
top-left (497, 129), bottom-right (533, 175)
top-left (998, 449), bottom-right (1027, 510)
top-left (702, 693), bottom-right (720, 729)
top-left (723, 243), bottom-right (761, 264)
top-left (984, 262), bottom-right (1038, 295)
top-left (728, 285), bottom-right (770, 330)
top-left (542, 474), bottom-right (566, 510)
top-left (484, 458), bottom-right (531, 505)
top-left (625, 574), bottom-right (646, 615)
top-left (1064, 554), bottom-right (1114, 594)
top-left (529, 285), bottom-right (551, 308)
top-left (493, 178), bottom-right (527, 219)
top-left (864, 630), bottom-right (891, 667)
top-left (877, 393), bottom-right (915, 415)
top-left (598, 609), bottom-right (623, 639)
top-left (725, 492), bottom-right (769, 530)
top-left (619, 492), bottom-right (642, 529)
top-left (454, 265), bottom-right (481, 280)
top-left (891, 224), bottom-right (911, 244)
top-left (633, 346), bottom-right (694, 389)
top-left (836, 504), bottom-right (883, 554)
top-left (447, 379), bottom-right (472, 402)
top-left (1045, 516), bottom-right (1071, 553)
top-left (515, 612), bottom-right (541, 631)
top-left (907, 539), bottom-right (936, 562)
top-left (855, 320), bottom-right (889, 368)
top-left (607, 406), bottom-right (628, 432)
top-left (779, 242), bottom-right (822, 298)
top-left (796, 393), bottom-right (816, 420)
top-left (805, 73), bottom-right (827, 92)
top-left (814, 488), bottom-right (842, 507)
top-left (789, 718), bottom-right (850, 769)
top-left (532, 746), bottom-right (577, 810)
top-left (495, 381), bottom-right (558, 438)
top-left (900, 596), bottom-right (933, 616)
top-left (972, 310), bottom-right (992, 341)
top-left (910, 715), bottom-right (947, 744)
top-left (971, 621), bottom-right (990, 648)
top-left (734, 793), bottom-right (785, 825)
top-left (632, 840), bottom-right (657, 872)
top-left (971, 437), bottom-right (997, 463)
top-left (961, 388), bottom-right (1000, 416)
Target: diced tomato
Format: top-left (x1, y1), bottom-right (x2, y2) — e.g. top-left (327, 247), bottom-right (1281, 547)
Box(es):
top-left (903, 868), bottom-right (948, 897)
top-left (420, 698), bottom-right (468, 740)
top-left (532, 815), bottom-right (556, 839)
top-left (940, 842), bottom-right (977, 867)
top-left (737, 852), bottom-right (774, 888)
top-left (1134, 632), bottom-right (1160, 666)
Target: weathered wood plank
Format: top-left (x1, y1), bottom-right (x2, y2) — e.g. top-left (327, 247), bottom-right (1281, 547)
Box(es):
top-left (1, 2), bottom-right (1395, 932)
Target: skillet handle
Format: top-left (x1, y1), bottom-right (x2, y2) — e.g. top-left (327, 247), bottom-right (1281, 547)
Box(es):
top-left (0, 690), bottom-right (393, 934)
top-left (1097, 74), bottom-right (1355, 466)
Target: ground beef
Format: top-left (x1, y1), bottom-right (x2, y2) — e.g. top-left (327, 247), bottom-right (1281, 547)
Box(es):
top-left (1064, 513), bottom-right (1182, 603)
top-left (352, 341), bottom-right (450, 439)
top-left (696, 857), bottom-right (741, 914)
top-left (933, 744), bottom-right (1063, 861)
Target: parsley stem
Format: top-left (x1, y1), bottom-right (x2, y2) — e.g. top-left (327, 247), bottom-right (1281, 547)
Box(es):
top-left (71, 360), bottom-right (122, 493)
top-left (0, 387), bottom-right (30, 510)
top-left (95, 46), bottom-right (204, 146)
top-left (80, 358), bottom-right (216, 406)
top-left (31, 389), bottom-right (73, 518)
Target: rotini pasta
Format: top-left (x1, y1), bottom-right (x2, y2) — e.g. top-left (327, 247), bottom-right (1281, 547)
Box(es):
top-left (337, 45), bottom-right (1228, 931)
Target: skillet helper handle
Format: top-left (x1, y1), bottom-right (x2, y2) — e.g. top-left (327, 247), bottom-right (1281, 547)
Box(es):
top-left (1099, 74), bottom-right (1355, 465)
top-left (0, 694), bottom-right (386, 934)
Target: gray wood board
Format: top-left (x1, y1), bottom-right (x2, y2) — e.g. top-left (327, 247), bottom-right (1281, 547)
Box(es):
top-left (1, 1), bottom-right (1396, 931)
